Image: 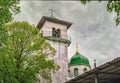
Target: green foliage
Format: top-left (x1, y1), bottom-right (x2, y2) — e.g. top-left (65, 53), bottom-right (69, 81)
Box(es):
top-left (80, 0), bottom-right (120, 25)
top-left (2, 21), bottom-right (58, 83)
top-left (107, 1), bottom-right (120, 25)
top-left (0, 0), bottom-right (20, 82)
top-left (0, 0), bottom-right (20, 49)
top-left (0, 0), bottom-right (20, 25)
top-left (81, 0), bottom-right (90, 5)
top-left (0, 27), bottom-right (7, 47)
top-left (0, 1), bottom-right (57, 82)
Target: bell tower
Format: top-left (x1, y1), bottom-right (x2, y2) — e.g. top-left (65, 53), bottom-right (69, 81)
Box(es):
top-left (37, 15), bottom-right (72, 83)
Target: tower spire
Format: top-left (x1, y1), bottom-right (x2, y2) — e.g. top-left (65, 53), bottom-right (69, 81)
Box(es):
top-left (76, 43), bottom-right (78, 52)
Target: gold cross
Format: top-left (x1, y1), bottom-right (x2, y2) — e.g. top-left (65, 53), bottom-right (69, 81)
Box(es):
top-left (76, 43), bottom-right (78, 52)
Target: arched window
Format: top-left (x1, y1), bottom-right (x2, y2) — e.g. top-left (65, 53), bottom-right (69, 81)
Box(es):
top-left (74, 68), bottom-right (79, 76)
top-left (52, 28), bottom-right (61, 38)
top-left (83, 68), bottom-right (87, 73)
top-left (52, 28), bottom-right (56, 37)
top-left (68, 70), bottom-right (70, 77)
top-left (56, 29), bottom-right (61, 38)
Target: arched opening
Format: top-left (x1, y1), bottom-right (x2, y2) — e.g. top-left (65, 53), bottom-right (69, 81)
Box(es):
top-left (52, 28), bottom-right (61, 38)
top-left (83, 68), bottom-right (87, 73)
top-left (52, 28), bottom-right (56, 37)
top-left (68, 70), bottom-right (70, 77)
top-left (74, 68), bottom-right (79, 76)
top-left (56, 29), bottom-right (61, 38)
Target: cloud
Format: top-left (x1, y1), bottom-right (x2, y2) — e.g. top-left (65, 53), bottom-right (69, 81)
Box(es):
top-left (14, 1), bottom-right (120, 68)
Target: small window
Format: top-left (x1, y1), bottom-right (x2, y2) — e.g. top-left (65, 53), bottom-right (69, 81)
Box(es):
top-left (83, 68), bottom-right (87, 73)
top-left (68, 70), bottom-right (70, 73)
top-left (68, 70), bottom-right (70, 77)
top-left (74, 68), bottom-right (79, 76)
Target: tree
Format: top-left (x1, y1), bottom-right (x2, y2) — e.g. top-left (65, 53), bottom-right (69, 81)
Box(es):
top-left (0, 0), bottom-right (20, 82)
top-left (3, 21), bottom-right (58, 83)
top-left (0, 0), bottom-right (20, 48)
top-left (80, 0), bottom-right (120, 25)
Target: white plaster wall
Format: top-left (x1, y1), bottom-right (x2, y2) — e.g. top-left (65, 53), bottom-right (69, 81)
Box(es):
top-left (48, 40), bottom-right (68, 83)
top-left (68, 65), bottom-right (90, 78)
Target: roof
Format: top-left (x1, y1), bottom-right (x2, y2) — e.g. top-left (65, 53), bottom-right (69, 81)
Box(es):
top-left (37, 16), bottom-right (72, 29)
top-left (49, 15), bottom-right (56, 19)
top-left (66, 57), bottom-right (120, 83)
top-left (69, 52), bottom-right (90, 66)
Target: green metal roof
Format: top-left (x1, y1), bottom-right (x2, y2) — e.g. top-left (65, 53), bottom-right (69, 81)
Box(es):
top-left (49, 15), bottom-right (56, 19)
top-left (69, 52), bottom-right (90, 66)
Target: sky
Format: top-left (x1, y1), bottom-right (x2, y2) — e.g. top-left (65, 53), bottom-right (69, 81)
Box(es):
top-left (14, 1), bottom-right (120, 68)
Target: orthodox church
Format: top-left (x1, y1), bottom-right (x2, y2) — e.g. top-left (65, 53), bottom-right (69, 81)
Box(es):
top-left (37, 15), bottom-right (90, 83)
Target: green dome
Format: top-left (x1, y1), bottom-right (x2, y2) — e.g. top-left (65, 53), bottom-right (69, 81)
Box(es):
top-left (69, 52), bottom-right (90, 66)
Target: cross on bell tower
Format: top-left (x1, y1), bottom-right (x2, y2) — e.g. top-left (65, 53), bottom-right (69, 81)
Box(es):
top-left (49, 8), bottom-right (55, 16)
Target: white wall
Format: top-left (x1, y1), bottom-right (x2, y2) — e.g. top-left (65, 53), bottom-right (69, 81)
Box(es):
top-left (48, 40), bottom-right (68, 83)
top-left (68, 65), bottom-right (90, 77)
top-left (41, 21), bottom-right (67, 35)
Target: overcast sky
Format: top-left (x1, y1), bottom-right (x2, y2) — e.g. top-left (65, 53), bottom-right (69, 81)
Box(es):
top-left (14, 1), bottom-right (120, 68)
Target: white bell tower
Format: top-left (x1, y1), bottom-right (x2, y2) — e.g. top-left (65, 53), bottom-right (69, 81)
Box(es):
top-left (37, 16), bottom-right (72, 83)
